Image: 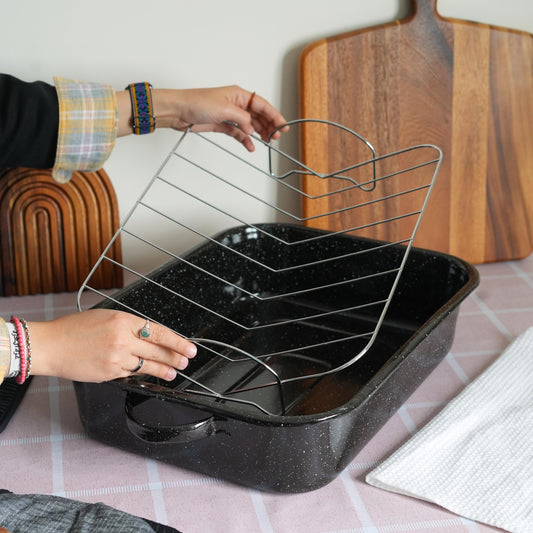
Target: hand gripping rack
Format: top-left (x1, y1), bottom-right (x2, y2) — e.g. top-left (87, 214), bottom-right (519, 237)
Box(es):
top-left (77, 120), bottom-right (442, 416)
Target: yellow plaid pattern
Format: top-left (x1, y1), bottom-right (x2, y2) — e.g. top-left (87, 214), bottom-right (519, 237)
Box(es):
top-left (52, 77), bottom-right (118, 183)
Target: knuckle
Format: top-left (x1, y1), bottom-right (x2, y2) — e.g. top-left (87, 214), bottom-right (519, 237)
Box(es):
top-left (107, 349), bottom-right (127, 368)
top-left (150, 326), bottom-right (165, 343)
top-left (106, 310), bottom-right (131, 331)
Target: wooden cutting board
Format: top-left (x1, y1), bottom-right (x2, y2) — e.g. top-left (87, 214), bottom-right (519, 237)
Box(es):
top-left (299, 0), bottom-right (533, 263)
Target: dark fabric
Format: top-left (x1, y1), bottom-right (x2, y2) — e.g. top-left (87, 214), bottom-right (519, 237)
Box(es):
top-left (0, 73), bottom-right (59, 169)
top-left (143, 518), bottom-right (184, 533)
top-left (0, 492), bottom-right (183, 533)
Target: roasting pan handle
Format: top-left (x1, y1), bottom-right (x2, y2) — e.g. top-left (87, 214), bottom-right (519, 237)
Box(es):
top-left (125, 396), bottom-right (219, 444)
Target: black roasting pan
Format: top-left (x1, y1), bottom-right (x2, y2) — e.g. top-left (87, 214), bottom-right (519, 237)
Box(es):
top-left (73, 223), bottom-right (478, 493)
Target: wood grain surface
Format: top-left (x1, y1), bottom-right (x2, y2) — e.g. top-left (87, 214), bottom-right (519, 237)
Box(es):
top-left (0, 167), bottom-right (122, 296)
top-left (300, 0), bottom-right (533, 263)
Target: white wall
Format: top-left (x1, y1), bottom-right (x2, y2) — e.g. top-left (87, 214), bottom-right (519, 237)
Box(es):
top-left (2, 0), bottom-right (532, 271)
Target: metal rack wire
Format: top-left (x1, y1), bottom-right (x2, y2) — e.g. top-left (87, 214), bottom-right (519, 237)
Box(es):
top-left (77, 120), bottom-right (442, 416)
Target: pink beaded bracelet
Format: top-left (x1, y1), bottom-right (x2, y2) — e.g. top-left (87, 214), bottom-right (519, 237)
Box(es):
top-left (11, 316), bottom-right (27, 384)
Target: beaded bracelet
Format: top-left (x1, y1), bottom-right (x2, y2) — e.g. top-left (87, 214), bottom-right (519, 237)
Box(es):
top-left (11, 317), bottom-right (27, 384)
top-left (20, 319), bottom-right (32, 379)
top-left (125, 82), bottom-right (156, 134)
top-left (5, 322), bottom-right (20, 378)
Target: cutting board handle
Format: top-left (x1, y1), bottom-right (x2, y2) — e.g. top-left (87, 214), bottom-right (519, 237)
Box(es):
top-left (410, 0), bottom-right (440, 21)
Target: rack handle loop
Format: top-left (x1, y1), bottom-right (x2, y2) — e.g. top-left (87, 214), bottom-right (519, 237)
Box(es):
top-left (266, 118), bottom-right (378, 190)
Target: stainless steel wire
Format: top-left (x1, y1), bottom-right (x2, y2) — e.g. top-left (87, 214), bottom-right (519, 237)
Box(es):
top-left (78, 120), bottom-right (442, 415)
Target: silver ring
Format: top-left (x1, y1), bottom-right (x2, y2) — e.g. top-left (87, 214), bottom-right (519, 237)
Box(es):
top-left (139, 319), bottom-right (150, 339)
top-left (130, 357), bottom-right (144, 373)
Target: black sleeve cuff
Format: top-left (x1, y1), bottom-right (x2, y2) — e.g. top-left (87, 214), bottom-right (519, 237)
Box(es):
top-left (0, 74), bottom-right (59, 169)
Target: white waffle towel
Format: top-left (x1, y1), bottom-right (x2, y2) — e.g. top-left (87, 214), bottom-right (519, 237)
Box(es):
top-left (366, 327), bottom-right (533, 533)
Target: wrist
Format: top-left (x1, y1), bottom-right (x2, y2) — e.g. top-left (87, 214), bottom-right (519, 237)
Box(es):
top-left (124, 82), bottom-right (156, 135)
top-left (151, 88), bottom-right (186, 129)
top-left (116, 87), bottom-right (183, 135)
top-left (24, 321), bottom-right (56, 378)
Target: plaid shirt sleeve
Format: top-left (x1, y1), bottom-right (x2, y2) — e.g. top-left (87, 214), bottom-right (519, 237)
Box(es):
top-left (52, 77), bottom-right (118, 183)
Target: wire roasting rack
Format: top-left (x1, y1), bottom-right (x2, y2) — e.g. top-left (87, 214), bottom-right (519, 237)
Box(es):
top-left (77, 119), bottom-right (442, 416)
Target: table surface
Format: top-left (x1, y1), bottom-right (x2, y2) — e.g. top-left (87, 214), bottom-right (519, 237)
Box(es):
top-left (1, 251), bottom-right (532, 533)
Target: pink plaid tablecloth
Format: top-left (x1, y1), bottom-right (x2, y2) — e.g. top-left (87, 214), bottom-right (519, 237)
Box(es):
top-left (1, 252), bottom-right (532, 533)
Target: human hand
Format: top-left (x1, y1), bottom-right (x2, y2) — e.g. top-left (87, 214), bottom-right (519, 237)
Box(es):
top-left (27, 309), bottom-right (196, 383)
top-left (117, 85), bottom-right (289, 151)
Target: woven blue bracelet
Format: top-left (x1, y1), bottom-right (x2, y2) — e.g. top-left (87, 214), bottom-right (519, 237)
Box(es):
top-left (125, 82), bottom-right (156, 134)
